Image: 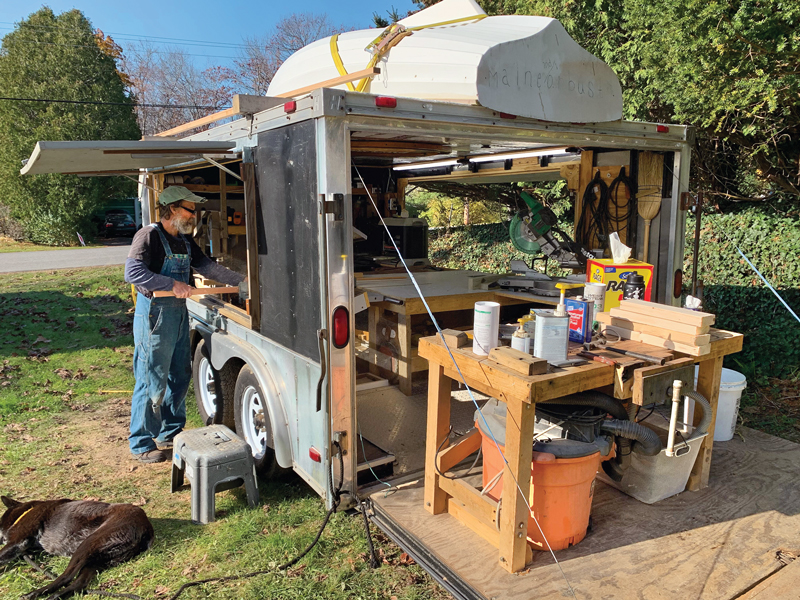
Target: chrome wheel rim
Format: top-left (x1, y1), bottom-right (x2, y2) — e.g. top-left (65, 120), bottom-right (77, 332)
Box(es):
top-left (242, 385), bottom-right (267, 460)
top-left (198, 357), bottom-right (217, 419)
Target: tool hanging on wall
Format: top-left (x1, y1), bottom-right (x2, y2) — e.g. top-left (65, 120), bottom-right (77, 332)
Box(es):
top-left (607, 166), bottom-right (637, 245)
top-left (637, 152), bottom-right (664, 262)
top-left (576, 171), bottom-right (610, 251)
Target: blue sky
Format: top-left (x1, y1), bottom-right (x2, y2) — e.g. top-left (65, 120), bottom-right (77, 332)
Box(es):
top-left (4, 1), bottom-right (418, 66)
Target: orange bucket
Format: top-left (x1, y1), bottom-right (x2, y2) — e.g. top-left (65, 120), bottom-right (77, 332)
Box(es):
top-left (479, 428), bottom-right (601, 551)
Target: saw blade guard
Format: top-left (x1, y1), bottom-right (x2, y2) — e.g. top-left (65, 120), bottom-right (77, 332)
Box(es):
top-left (509, 214), bottom-right (542, 254)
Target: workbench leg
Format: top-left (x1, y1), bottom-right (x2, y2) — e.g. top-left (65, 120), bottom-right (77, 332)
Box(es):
top-left (687, 355), bottom-right (723, 491)
top-left (397, 313), bottom-right (412, 395)
top-left (425, 365), bottom-right (451, 515)
top-left (368, 306), bottom-right (380, 377)
top-left (498, 398), bottom-right (535, 573)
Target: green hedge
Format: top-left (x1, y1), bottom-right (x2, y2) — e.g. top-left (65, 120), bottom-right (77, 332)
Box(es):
top-left (429, 208), bottom-right (800, 379)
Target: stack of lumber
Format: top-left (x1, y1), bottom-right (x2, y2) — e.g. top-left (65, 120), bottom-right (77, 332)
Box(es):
top-left (596, 299), bottom-right (714, 356)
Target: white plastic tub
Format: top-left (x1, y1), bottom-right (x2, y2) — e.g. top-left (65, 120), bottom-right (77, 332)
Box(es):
top-left (599, 422), bottom-right (707, 504)
top-left (693, 366), bottom-right (747, 442)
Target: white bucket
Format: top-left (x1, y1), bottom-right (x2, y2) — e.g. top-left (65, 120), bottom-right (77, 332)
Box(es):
top-left (693, 366), bottom-right (747, 442)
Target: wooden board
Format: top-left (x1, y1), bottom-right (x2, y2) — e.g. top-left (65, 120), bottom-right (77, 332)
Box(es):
top-left (607, 325), bottom-right (711, 356)
top-left (418, 336), bottom-right (616, 404)
top-left (370, 427), bottom-right (800, 600)
top-left (618, 299), bottom-right (715, 328)
top-left (488, 347), bottom-right (547, 376)
top-left (607, 308), bottom-right (709, 335)
top-left (596, 312), bottom-right (711, 346)
top-left (738, 556), bottom-right (800, 599)
top-left (153, 286), bottom-right (239, 297)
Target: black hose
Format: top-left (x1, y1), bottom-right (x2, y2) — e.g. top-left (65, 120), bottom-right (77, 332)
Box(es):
top-left (540, 391), bottom-right (633, 481)
top-left (600, 419), bottom-right (662, 456)
top-left (541, 391), bottom-right (629, 421)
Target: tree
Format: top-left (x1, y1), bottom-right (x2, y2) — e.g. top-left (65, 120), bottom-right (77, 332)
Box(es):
top-left (222, 13), bottom-right (352, 96)
top-left (0, 8), bottom-right (140, 245)
top-left (494, 0), bottom-right (800, 207)
top-left (122, 43), bottom-right (233, 135)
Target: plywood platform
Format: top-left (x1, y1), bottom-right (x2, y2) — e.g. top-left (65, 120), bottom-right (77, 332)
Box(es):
top-left (369, 427), bottom-right (800, 600)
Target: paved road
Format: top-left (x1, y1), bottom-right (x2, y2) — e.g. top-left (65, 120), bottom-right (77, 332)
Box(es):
top-left (0, 239), bottom-right (132, 273)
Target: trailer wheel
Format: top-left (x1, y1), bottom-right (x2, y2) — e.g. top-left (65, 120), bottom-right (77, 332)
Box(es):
top-left (234, 365), bottom-right (283, 478)
top-left (192, 340), bottom-right (234, 428)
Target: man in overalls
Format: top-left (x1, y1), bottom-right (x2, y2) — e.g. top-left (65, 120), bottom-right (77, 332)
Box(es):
top-left (124, 186), bottom-right (245, 463)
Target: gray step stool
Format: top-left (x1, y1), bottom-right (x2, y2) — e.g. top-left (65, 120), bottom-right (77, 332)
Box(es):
top-left (170, 425), bottom-right (259, 524)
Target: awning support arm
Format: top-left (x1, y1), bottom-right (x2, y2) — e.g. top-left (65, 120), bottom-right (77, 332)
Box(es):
top-left (205, 157), bottom-right (243, 182)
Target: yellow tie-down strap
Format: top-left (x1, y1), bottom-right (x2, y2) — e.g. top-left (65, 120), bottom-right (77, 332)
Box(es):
top-left (330, 13), bottom-right (487, 93)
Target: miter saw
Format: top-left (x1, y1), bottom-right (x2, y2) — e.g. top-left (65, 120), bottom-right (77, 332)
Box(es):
top-left (508, 191), bottom-right (595, 270)
top-left (496, 191), bottom-right (595, 293)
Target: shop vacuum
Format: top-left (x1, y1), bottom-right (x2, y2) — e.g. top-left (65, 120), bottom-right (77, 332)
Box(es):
top-left (475, 392), bottom-right (663, 551)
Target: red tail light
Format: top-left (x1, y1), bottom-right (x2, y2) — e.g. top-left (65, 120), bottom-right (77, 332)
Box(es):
top-left (309, 447), bottom-right (322, 462)
top-left (284, 100), bottom-right (297, 113)
top-left (105, 223), bottom-right (113, 227)
top-left (657, 125), bottom-right (670, 133)
top-left (375, 96), bottom-right (397, 108)
top-left (673, 269), bottom-right (683, 298)
top-left (332, 306), bottom-right (349, 348)
top-left (499, 112), bottom-right (517, 119)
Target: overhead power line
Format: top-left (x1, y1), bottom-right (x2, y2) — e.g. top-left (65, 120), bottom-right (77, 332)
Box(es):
top-left (0, 21), bottom-right (249, 49)
top-left (2, 38), bottom-right (239, 60)
top-left (0, 96), bottom-right (230, 110)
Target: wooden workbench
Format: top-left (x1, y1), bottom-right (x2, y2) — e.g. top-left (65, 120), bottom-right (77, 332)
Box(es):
top-left (417, 327), bottom-right (743, 573)
top-left (357, 270), bottom-right (559, 394)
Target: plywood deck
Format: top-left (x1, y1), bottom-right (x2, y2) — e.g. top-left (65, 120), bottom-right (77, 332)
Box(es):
top-left (370, 427), bottom-right (800, 600)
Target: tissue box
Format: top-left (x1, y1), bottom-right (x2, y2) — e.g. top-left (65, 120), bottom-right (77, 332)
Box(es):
top-left (586, 259), bottom-right (653, 311)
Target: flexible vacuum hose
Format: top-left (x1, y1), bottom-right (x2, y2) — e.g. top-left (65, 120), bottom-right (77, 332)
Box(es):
top-left (600, 419), bottom-right (663, 456)
top-left (540, 391), bottom-right (633, 481)
top-left (541, 391), bottom-right (629, 421)
top-left (600, 419), bottom-right (662, 456)
top-left (683, 389), bottom-right (712, 441)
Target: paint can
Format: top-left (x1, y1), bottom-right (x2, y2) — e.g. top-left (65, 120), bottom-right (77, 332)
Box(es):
top-left (533, 311), bottom-right (569, 363)
top-left (473, 301), bottom-right (500, 356)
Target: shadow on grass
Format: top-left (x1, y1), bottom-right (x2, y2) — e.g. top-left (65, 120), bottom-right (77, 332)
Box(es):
top-left (0, 290), bottom-right (133, 362)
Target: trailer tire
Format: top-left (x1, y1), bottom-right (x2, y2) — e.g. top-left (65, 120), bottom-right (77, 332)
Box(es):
top-left (234, 364), bottom-right (285, 478)
top-left (192, 340), bottom-right (234, 428)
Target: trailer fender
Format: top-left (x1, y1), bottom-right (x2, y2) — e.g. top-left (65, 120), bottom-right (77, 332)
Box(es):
top-left (204, 330), bottom-right (293, 469)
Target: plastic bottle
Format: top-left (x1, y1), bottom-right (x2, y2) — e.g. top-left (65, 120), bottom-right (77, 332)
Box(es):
top-left (511, 319), bottom-right (532, 354)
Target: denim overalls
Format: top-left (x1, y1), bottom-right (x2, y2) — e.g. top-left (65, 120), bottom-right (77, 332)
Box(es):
top-left (129, 224), bottom-right (192, 455)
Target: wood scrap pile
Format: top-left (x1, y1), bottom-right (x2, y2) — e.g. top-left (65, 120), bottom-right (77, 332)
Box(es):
top-left (596, 299), bottom-right (714, 356)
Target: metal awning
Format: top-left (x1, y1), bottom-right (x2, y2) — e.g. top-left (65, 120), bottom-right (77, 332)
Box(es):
top-left (20, 140), bottom-right (238, 176)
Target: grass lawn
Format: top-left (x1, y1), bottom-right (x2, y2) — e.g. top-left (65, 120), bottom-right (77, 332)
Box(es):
top-left (0, 267), bottom-right (447, 600)
top-left (0, 236), bottom-right (102, 252)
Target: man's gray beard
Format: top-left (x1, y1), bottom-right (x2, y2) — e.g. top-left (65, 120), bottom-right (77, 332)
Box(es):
top-left (174, 215), bottom-right (195, 235)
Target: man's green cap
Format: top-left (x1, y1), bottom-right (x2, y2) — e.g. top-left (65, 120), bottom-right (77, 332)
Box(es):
top-left (158, 186), bottom-right (207, 206)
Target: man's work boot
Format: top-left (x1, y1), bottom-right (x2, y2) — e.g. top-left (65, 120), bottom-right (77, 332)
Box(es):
top-left (135, 449), bottom-right (167, 463)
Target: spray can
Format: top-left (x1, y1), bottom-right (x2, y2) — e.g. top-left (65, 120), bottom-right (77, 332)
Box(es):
top-left (511, 319), bottom-right (532, 354)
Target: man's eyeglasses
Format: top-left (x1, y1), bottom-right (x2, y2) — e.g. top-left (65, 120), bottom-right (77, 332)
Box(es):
top-left (176, 204), bottom-right (197, 216)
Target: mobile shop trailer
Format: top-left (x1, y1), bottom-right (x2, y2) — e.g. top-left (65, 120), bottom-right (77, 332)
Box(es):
top-left (20, 15), bottom-right (706, 598)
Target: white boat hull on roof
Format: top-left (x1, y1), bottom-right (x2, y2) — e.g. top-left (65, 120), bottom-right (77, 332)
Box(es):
top-left (267, 0), bottom-right (622, 123)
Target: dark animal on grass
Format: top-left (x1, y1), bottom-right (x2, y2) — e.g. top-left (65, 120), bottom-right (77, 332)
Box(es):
top-left (0, 496), bottom-right (154, 600)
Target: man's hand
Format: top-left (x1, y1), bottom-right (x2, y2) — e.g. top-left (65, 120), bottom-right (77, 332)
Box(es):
top-left (172, 281), bottom-right (196, 298)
